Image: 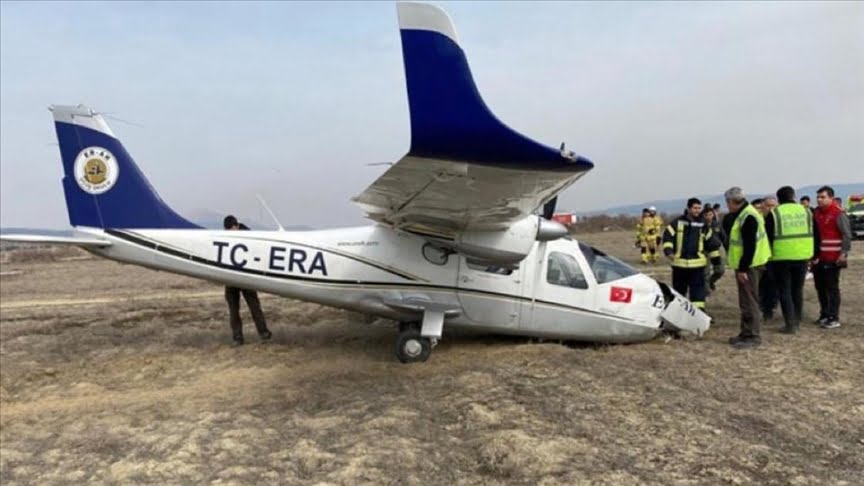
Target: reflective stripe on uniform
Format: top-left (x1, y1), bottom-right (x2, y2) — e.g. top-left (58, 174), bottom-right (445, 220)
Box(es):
top-left (671, 257), bottom-right (708, 268)
top-left (672, 219), bottom-right (708, 268)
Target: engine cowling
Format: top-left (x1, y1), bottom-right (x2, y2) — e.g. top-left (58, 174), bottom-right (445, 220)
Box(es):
top-left (440, 216), bottom-right (569, 265)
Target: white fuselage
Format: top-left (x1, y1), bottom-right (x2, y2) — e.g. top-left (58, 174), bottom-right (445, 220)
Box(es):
top-left (75, 224), bottom-right (677, 343)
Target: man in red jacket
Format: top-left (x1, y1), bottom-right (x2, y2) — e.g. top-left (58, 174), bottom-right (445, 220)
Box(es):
top-left (812, 186), bottom-right (853, 329)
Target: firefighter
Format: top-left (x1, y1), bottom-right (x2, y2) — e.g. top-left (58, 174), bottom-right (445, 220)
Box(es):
top-left (635, 208), bottom-right (660, 264)
top-left (649, 207), bottom-right (663, 259)
top-left (224, 215), bottom-right (273, 347)
top-left (648, 206), bottom-right (663, 240)
top-left (662, 198), bottom-right (722, 310)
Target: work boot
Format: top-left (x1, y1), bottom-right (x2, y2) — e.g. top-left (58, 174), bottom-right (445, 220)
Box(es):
top-left (259, 330), bottom-right (273, 342)
top-left (728, 335), bottom-right (746, 345)
top-left (814, 317), bottom-right (829, 326)
top-left (732, 337), bottom-right (761, 349)
top-left (779, 325), bottom-right (798, 335)
top-left (231, 335), bottom-right (244, 347)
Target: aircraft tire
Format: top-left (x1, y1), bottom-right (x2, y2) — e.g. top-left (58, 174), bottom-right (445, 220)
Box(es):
top-left (395, 329), bottom-right (431, 364)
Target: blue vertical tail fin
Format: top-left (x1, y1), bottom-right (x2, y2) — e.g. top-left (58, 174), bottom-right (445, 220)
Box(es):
top-left (51, 105), bottom-right (199, 229)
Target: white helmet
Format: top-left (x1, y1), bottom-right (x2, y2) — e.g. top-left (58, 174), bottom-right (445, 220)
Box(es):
top-left (649, 206), bottom-right (657, 212)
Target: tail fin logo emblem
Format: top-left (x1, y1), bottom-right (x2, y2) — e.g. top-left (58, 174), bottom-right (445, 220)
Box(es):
top-left (74, 147), bottom-right (119, 195)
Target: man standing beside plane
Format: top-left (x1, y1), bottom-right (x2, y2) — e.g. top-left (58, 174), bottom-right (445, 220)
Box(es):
top-left (724, 187), bottom-right (772, 349)
top-left (812, 186), bottom-right (852, 329)
top-left (765, 186), bottom-right (814, 334)
top-left (224, 215), bottom-right (273, 346)
top-left (662, 198), bottom-right (722, 311)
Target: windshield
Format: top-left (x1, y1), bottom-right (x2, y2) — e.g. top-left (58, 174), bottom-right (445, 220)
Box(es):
top-left (578, 242), bottom-right (639, 284)
top-left (850, 203), bottom-right (864, 213)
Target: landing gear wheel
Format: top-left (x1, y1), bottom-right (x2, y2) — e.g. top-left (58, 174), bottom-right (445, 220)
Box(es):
top-left (395, 328), bottom-right (432, 364)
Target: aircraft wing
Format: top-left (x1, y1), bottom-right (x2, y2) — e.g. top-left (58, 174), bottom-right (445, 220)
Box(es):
top-left (0, 234), bottom-right (112, 247)
top-left (353, 3), bottom-right (593, 238)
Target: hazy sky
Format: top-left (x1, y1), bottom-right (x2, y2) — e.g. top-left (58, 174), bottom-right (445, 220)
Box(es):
top-left (1, 1), bottom-right (862, 229)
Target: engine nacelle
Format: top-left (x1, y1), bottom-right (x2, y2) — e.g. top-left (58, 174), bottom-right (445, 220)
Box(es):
top-left (443, 216), bottom-right (569, 265)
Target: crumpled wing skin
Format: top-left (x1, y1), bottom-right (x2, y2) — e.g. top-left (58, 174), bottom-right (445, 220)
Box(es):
top-left (354, 156), bottom-right (589, 237)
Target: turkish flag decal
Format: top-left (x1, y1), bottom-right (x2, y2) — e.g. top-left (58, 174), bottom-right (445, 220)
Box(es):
top-left (610, 286), bottom-right (633, 303)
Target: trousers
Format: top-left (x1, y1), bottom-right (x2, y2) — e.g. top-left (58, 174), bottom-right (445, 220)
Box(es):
top-left (225, 286), bottom-right (269, 340)
top-left (736, 266), bottom-right (764, 338)
top-left (772, 260), bottom-right (808, 329)
top-left (759, 262), bottom-right (778, 318)
top-left (813, 263), bottom-right (842, 320)
top-left (672, 267), bottom-right (707, 308)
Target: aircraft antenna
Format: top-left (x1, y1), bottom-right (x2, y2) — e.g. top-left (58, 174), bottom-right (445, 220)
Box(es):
top-left (255, 194), bottom-right (285, 232)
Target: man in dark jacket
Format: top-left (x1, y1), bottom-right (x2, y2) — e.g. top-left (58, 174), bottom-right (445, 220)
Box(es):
top-left (701, 206), bottom-right (726, 293)
top-left (662, 198), bottom-right (722, 310)
top-left (752, 198), bottom-right (779, 321)
top-left (224, 215), bottom-right (272, 346)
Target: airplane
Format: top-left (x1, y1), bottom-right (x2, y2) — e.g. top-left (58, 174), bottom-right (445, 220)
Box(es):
top-left (0, 2), bottom-right (710, 363)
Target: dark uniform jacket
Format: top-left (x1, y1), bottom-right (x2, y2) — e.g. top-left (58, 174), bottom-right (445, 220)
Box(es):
top-left (662, 211), bottom-right (722, 267)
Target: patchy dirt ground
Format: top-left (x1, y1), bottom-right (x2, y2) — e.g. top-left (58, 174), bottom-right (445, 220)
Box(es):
top-left (1, 233), bottom-right (862, 484)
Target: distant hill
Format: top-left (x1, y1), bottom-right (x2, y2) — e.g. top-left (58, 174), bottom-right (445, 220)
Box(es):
top-left (577, 182), bottom-right (864, 216)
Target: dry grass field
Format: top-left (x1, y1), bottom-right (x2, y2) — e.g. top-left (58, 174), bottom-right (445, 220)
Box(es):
top-left (1, 232), bottom-right (862, 484)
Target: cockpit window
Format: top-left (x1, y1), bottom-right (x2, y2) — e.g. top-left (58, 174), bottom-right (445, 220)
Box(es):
top-left (578, 242), bottom-right (638, 284)
top-left (546, 252), bottom-right (589, 289)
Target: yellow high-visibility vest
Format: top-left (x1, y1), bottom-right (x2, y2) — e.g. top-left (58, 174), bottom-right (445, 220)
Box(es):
top-left (771, 203), bottom-right (814, 261)
top-left (728, 204), bottom-right (771, 270)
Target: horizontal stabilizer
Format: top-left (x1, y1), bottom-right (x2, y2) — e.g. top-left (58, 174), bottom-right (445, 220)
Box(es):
top-left (0, 234), bottom-right (112, 247)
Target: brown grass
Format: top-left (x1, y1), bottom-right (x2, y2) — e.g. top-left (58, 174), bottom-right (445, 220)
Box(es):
top-left (0, 245), bottom-right (89, 265)
top-left (1, 233), bottom-right (862, 484)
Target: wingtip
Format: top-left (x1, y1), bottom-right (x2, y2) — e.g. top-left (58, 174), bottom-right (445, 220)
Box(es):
top-left (397, 2), bottom-right (458, 44)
